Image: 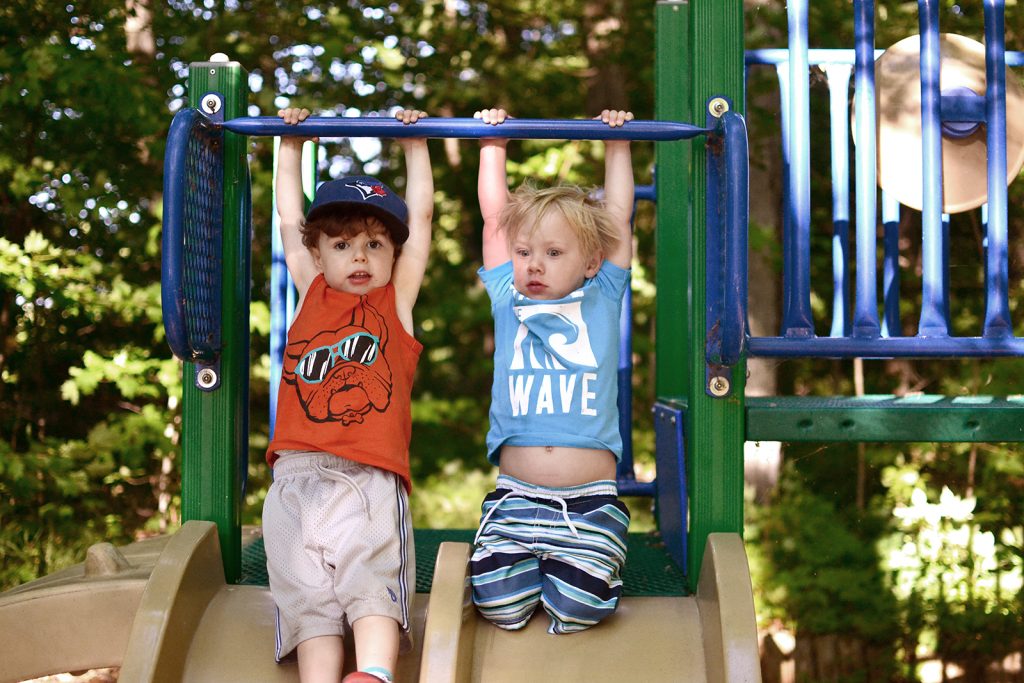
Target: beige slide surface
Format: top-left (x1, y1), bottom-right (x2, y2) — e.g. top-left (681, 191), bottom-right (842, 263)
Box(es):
top-left (418, 535), bottom-right (761, 683)
top-left (0, 523), bottom-right (759, 683)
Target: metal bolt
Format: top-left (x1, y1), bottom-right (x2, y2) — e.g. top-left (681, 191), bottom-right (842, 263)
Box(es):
top-left (708, 97), bottom-right (729, 118)
top-left (197, 368), bottom-right (218, 389)
top-left (201, 94), bottom-right (222, 115)
top-left (708, 375), bottom-right (731, 397)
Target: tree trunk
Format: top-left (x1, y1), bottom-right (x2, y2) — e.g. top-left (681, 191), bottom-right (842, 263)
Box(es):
top-left (582, 1), bottom-right (629, 114)
top-left (126, 0), bottom-right (155, 58)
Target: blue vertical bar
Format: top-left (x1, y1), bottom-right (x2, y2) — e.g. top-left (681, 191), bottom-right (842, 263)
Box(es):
top-left (853, 0), bottom-right (880, 337)
top-left (983, 0), bottom-right (1012, 337)
top-left (826, 64), bottom-right (853, 338)
top-left (942, 212), bottom-right (951, 325)
top-left (783, 0), bottom-right (814, 338)
top-left (616, 293), bottom-right (635, 484)
top-left (776, 63), bottom-right (794, 336)
top-left (705, 109), bottom-right (749, 369)
top-left (268, 239), bottom-right (296, 436)
top-left (270, 139), bottom-right (286, 437)
top-left (982, 200), bottom-right (990, 288)
top-left (269, 139), bottom-right (309, 436)
top-left (721, 111), bottom-right (749, 365)
top-left (917, 0), bottom-right (949, 336)
top-left (616, 201), bottom-right (635, 486)
top-left (881, 193), bottom-right (901, 337)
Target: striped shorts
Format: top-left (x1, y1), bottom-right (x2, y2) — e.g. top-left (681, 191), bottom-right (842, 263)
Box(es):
top-left (469, 474), bottom-right (630, 634)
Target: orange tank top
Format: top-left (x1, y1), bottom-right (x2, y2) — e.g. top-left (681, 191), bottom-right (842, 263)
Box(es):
top-left (267, 275), bottom-right (421, 490)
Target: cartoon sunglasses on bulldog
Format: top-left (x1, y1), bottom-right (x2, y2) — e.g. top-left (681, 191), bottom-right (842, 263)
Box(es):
top-left (298, 331), bottom-right (381, 383)
top-left (283, 301), bottom-right (395, 426)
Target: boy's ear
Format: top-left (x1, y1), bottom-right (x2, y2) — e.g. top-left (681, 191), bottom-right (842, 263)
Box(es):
top-left (310, 246), bottom-right (323, 270)
top-left (584, 250), bottom-right (603, 278)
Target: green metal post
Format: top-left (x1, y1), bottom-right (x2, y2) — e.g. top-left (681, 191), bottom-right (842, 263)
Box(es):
top-left (655, 0), bottom-right (692, 393)
top-left (182, 59), bottom-right (250, 583)
top-left (656, 0), bottom-right (746, 587)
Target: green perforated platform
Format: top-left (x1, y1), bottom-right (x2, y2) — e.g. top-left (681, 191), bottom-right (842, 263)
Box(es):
top-left (240, 528), bottom-right (688, 597)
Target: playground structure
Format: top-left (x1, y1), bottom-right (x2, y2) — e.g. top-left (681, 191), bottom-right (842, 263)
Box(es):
top-left (2, 0), bottom-right (1023, 681)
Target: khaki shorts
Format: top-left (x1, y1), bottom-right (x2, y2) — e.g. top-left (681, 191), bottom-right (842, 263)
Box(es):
top-left (262, 451), bottom-right (415, 660)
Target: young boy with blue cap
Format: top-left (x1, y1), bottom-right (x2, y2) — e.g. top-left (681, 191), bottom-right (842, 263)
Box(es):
top-left (263, 106), bottom-right (432, 683)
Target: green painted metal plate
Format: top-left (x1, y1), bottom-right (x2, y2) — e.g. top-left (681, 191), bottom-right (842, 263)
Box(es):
top-left (747, 395), bottom-right (1024, 442)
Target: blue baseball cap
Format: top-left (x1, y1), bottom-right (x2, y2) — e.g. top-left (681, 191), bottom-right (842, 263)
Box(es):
top-left (306, 175), bottom-right (410, 245)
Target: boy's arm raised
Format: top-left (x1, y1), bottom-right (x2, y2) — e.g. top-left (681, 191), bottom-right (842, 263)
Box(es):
top-left (599, 110), bottom-right (636, 270)
top-left (476, 108), bottom-right (511, 270)
top-left (276, 107), bottom-right (319, 300)
top-left (391, 110), bottom-right (434, 335)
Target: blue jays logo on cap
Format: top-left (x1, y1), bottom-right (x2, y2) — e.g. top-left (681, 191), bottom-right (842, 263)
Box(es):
top-left (306, 174), bottom-right (410, 245)
top-left (346, 180), bottom-right (390, 200)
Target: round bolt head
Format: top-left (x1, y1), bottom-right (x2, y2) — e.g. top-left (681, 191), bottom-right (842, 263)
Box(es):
top-left (201, 93), bottom-right (223, 115)
top-left (197, 368), bottom-right (218, 389)
top-left (708, 375), bottom-right (731, 397)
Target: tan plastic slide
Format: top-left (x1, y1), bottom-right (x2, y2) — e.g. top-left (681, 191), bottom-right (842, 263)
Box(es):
top-left (0, 521), bottom-right (761, 682)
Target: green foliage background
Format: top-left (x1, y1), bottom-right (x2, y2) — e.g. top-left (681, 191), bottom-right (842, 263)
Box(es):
top-left (2, 1), bottom-right (1024, 678)
top-left (0, 0), bottom-right (660, 585)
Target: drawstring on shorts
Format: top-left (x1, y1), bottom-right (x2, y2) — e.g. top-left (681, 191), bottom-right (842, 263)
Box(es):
top-left (474, 489), bottom-right (519, 545)
top-left (473, 475), bottom-right (617, 544)
top-left (316, 462), bottom-right (371, 521)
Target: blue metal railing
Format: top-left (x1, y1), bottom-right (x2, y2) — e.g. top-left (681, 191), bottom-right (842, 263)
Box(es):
top-left (745, 0), bottom-right (1024, 358)
top-left (983, 0), bottom-right (1013, 338)
top-left (162, 108), bottom-right (224, 365)
top-left (853, 0), bottom-right (881, 339)
top-left (783, 0), bottom-right (814, 339)
top-left (918, 0), bottom-right (948, 336)
top-left (616, 183), bottom-right (656, 497)
top-left (706, 111), bottom-right (750, 370)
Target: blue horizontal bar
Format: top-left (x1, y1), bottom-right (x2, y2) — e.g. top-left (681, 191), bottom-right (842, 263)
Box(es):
top-left (746, 48), bottom-right (883, 65)
top-left (747, 49), bottom-right (1024, 68)
top-left (617, 480), bottom-right (657, 498)
top-left (941, 93), bottom-right (986, 123)
top-left (749, 335), bottom-right (1024, 358)
top-left (218, 115), bottom-right (710, 141)
top-left (634, 184), bottom-right (656, 202)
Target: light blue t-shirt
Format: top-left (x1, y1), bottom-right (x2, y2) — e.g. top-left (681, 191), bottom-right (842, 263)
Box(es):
top-left (479, 260), bottom-right (629, 465)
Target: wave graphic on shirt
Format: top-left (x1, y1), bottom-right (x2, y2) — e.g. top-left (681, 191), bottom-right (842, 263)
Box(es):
top-left (510, 300), bottom-right (598, 370)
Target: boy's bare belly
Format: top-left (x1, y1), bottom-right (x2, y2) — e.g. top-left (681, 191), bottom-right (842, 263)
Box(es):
top-left (498, 445), bottom-right (617, 488)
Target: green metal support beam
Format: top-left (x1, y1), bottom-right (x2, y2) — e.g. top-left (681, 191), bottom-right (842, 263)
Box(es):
top-left (182, 59), bottom-right (251, 583)
top-left (747, 395), bottom-right (1024, 442)
top-left (655, 1), bottom-right (692, 395)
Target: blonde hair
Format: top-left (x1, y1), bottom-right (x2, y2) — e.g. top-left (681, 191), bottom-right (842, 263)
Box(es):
top-left (499, 183), bottom-right (621, 259)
